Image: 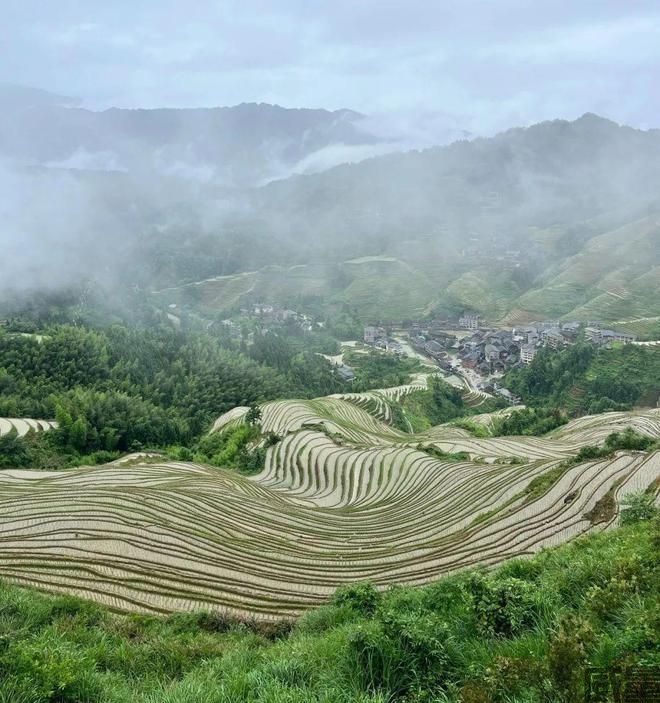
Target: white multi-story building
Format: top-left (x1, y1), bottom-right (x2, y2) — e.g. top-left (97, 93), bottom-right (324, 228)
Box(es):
top-left (459, 314), bottom-right (480, 330)
top-left (520, 344), bottom-right (537, 364)
top-left (601, 329), bottom-right (637, 344)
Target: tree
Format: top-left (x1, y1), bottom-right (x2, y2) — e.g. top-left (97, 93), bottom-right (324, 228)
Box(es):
top-left (69, 417), bottom-right (89, 452)
top-left (246, 405), bottom-right (262, 426)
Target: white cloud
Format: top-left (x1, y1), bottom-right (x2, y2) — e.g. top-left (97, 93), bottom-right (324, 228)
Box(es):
top-left (482, 14), bottom-right (660, 63)
top-left (0, 1), bottom-right (658, 133)
top-left (45, 148), bottom-right (127, 172)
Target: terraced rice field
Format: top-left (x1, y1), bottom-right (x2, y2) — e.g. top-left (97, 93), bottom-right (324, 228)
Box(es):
top-left (211, 373), bottom-right (487, 438)
top-left (0, 418), bottom-right (57, 437)
top-left (212, 376), bottom-right (433, 440)
top-left (1, 399), bottom-right (659, 620)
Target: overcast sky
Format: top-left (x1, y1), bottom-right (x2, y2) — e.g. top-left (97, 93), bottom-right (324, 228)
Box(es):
top-left (2, 1), bottom-right (659, 135)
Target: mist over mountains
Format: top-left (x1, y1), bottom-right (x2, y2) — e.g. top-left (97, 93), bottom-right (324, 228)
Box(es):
top-left (1, 88), bottom-right (659, 326)
top-left (0, 84), bottom-right (393, 186)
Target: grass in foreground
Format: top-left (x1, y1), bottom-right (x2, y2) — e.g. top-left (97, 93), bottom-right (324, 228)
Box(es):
top-left (0, 498), bottom-right (658, 703)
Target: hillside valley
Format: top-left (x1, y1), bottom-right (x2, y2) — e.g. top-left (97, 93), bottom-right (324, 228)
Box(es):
top-left (5, 4), bottom-right (660, 701)
top-left (2, 107), bottom-right (659, 332)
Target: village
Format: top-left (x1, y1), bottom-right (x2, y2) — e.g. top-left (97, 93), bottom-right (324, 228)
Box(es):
top-left (362, 314), bottom-right (638, 403)
top-left (166, 300), bottom-right (641, 402)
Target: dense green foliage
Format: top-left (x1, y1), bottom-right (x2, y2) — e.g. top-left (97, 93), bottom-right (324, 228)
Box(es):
top-left (0, 324), bottom-right (288, 468)
top-left (573, 427), bottom-right (660, 464)
top-left (619, 492), bottom-right (660, 526)
top-left (187, 424), bottom-right (281, 474)
top-left (401, 378), bottom-right (504, 432)
top-left (0, 325), bottom-right (289, 438)
top-left (0, 321), bottom-right (424, 470)
top-left (504, 343), bottom-right (660, 414)
top-left (343, 350), bottom-right (422, 393)
top-left (0, 513), bottom-right (657, 702)
top-left (492, 407), bottom-right (568, 436)
top-left (0, 429), bottom-right (120, 470)
top-left (248, 331), bottom-right (344, 398)
top-left (0, 325), bottom-right (339, 468)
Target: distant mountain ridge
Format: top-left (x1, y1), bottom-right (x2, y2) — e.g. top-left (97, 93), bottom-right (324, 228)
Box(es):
top-left (0, 89), bottom-right (382, 186)
top-left (0, 83), bottom-right (78, 109)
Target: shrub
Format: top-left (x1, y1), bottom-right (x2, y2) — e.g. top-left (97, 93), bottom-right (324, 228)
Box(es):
top-left (492, 407), bottom-right (567, 436)
top-left (166, 610), bottom-right (235, 634)
top-left (605, 427), bottom-right (657, 452)
top-left (296, 604), bottom-right (355, 634)
top-left (246, 405), bottom-right (262, 426)
top-left (264, 431), bottom-right (281, 447)
top-left (586, 572), bottom-right (640, 622)
top-left (547, 614), bottom-right (595, 702)
top-left (195, 424), bottom-right (265, 474)
top-left (451, 420), bottom-right (491, 438)
top-left (482, 654), bottom-right (547, 701)
top-left (332, 583), bottom-right (381, 616)
top-left (497, 558), bottom-right (544, 582)
top-left (619, 492), bottom-right (659, 525)
top-left (346, 612), bottom-right (451, 697)
top-left (467, 575), bottom-right (542, 638)
top-left (574, 444), bottom-right (607, 462)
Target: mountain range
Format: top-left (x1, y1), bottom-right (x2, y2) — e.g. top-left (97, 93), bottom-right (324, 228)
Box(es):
top-left (1, 90), bottom-right (659, 332)
top-left (0, 84), bottom-right (384, 186)
top-left (155, 114), bottom-right (660, 332)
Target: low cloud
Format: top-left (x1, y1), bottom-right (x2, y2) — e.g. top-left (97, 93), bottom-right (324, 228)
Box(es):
top-left (45, 148), bottom-right (127, 172)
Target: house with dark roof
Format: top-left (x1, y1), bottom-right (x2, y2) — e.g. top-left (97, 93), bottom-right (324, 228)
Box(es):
top-left (600, 329), bottom-right (637, 344)
top-left (424, 340), bottom-right (444, 357)
top-left (336, 364), bottom-right (355, 382)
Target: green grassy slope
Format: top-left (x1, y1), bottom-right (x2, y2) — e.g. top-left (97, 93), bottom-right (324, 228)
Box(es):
top-left (445, 269), bottom-right (525, 320)
top-left (155, 257), bottom-right (436, 321)
top-left (339, 257), bottom-right (435, 319)
top-left (157, 213), bottom-right (660, 326)
top-left (154, 265), bottom-right (337, 314)
top-left (504, 217), bottom-right (660, 324)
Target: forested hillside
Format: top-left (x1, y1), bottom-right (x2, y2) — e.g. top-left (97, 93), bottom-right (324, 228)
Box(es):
top-left (0, 320), bottom-right (329, 467)
top-left (504, 343), bottom-right (660, 414)
top-left (0, 85), bottom-right (379, 187)
top-left (0, 311), bottom-right (423, 469)
top-left (4, 6), bottom-right (660, 702)
top-left (155, 116), bottom-right (660, 323)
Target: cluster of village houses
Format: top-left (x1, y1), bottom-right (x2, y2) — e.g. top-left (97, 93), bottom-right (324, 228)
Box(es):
top-left (364, 315), bottom-right (638, 381)
top-left (239, 304), bottom-right (316, 331)
top-left (216, 303), bottom-right (317, 340)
